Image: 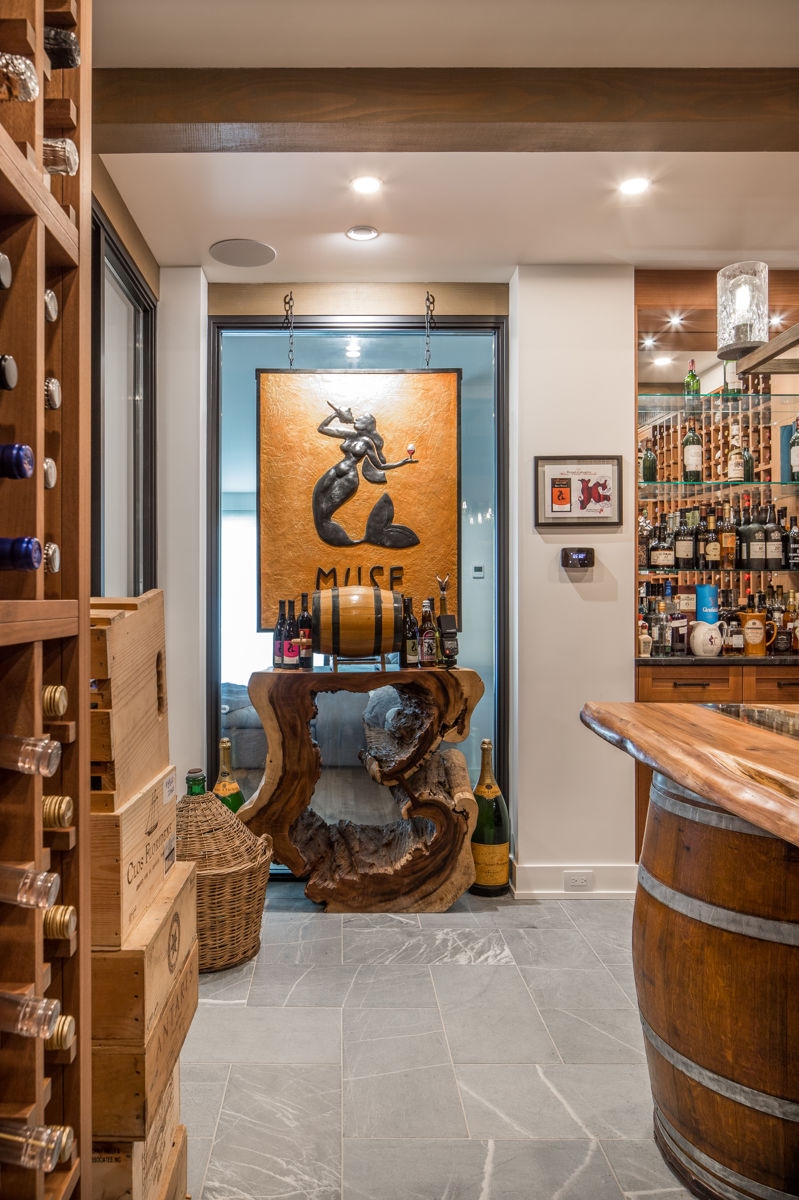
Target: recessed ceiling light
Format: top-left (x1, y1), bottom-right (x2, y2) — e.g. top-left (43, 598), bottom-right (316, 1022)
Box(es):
top-left (641, 336), bottom-right (656, 349)
top-left (770, 312), bottom-right (785, 328)
top-left (619, 177), bottom-right (650, 196)
top-left (668, 314), bottom-right (684, 328)
top-left (351, 176), bottom-right (382, 195)
top-left (346, 225), bottom-right (379, 241)
top-left (208, 238), bottom-right (276, 267)
top-left (653, 355), bottom-right (673, 367)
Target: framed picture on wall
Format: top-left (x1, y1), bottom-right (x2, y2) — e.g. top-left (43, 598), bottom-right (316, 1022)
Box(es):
top-left (534, 455), bottom-right (623, 528)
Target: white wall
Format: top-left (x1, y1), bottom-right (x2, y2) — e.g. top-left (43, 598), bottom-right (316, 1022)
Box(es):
top-left (156, 268), bottom-right (208, 781)
top-left (509, 265), bottom-right (637, 897)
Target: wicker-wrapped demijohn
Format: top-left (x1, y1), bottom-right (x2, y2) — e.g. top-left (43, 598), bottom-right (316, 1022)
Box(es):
top-left (175, 769), bottom-right (272, 972)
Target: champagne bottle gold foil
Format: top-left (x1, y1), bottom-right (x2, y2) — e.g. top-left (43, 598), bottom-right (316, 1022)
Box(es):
top-left (43, 905), bottom-right (77, 939)
top-left (42, 684), bottom-right (68, 718)
top-left (42, 794), bottom-right (73, 828)
top-left (46, 1013), bottom-right (75, 1051)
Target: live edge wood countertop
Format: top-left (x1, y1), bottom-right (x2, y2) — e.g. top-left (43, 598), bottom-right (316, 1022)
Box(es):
top-left (580, 701), bottom-right (799, 849)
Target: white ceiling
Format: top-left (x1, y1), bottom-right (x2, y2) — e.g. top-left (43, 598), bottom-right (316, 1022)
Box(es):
top-left (94, 0), bottom-right (799, 309)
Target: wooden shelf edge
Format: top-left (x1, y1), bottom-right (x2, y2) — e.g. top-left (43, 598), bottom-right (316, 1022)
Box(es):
top-left (43, 1156), bottom-right (80, 1200)
top-left (0, 599), bottom-right (79, 645)
top-left (0, 123), bottom-right (79, 265)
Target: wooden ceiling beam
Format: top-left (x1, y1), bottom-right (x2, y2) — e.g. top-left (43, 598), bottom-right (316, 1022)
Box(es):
top-left (92, 67), bottom-right (799, 154)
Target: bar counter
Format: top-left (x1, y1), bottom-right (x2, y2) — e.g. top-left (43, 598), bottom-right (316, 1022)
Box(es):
top-left (580, 701), bottom-right (799, 1200)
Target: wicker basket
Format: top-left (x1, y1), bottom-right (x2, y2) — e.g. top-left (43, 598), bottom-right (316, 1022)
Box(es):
top-left (175, 789), bottom-right (272, 972)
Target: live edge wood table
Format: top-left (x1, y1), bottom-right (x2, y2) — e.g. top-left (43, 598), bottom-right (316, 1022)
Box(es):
top-left (580, 700), bottom-right (799, 1200)
top-left (240, 667), bottom-right (484, 913)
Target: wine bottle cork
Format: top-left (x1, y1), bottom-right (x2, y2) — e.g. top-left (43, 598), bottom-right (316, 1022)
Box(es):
top-left (43, 904), bottom-right (77, 939)
top-left (46, 1013), bottom-right (75, 1051)
top-left (42, 794), bottom-right (73, 828)
top-left (42, 684), bottom-right (68, 719)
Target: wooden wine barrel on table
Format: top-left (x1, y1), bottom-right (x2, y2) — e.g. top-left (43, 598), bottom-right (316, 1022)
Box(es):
top-left (312, 586), bottom-right (403, 658)
top-left (635, 772), bottom-right (799, 1199)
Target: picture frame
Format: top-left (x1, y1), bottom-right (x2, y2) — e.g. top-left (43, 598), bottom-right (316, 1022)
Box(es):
top-left (534, 455), bottom-right (623, 528)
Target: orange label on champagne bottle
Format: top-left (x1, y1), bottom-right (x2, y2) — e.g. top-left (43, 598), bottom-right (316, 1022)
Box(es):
top-left (471, 842), bottom-right (510, 887)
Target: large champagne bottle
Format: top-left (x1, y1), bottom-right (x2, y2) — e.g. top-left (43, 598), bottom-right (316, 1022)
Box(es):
top-left (469, 739), bottom-right (510, 896)
top-left (212, 737), bottom-right (245, 814)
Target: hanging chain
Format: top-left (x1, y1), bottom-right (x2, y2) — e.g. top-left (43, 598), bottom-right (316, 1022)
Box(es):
top-left (424, 290), bottom-right (436, 368)
top-left (282, 290), bottom-right (295, 369)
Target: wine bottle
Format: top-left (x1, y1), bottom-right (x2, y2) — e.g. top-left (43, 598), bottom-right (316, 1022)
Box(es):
top-left (637, 509), bottom-right (652, 570)
top-left (719, 502), bottom-right (738, 571)
top-left (282, 599), bottom-right (300, 668)
top-left (43, 26), bottom-right (81, 69)
top-left (0, 443), bottom-right (34, 479)
top-left (682, 419), bottom-right (702, 483)
top-left (0, 53), bottom-right (40, 102)
top-left (272, 600), bottom-right (285, 668)
top-left (789, 515), bottom-right (799, 570)
top-left (43, 456), bottom-right (57, 489)
top-left (704, 511), bottom-right (721, 569)
top-left (0, 990), bottom-right (60, 1039)
top-left (747, 507), bottom-right (767, 572)
top-left (469, 739), bottom-right (510, 896)
top-left (42, 794), bottom-right (73, 828)
top-left (683, 359), bottom-right (701, 415)
top-left (0, 536), bottom-right (41, 571)
top-left (418, 600), bottom-right (437, 666)
top-left (0, 354), bottom-right (18, 390)
top-left (43, 904), bottom-right (77, 939)
top-left (44, 375), bottom-right (61, 409)
top-left (45, 1013), bottom-right (75, 1051)
top-left (43, 288), bottom-right (58, 323)
top-left (740, 435), bottom-right (754, 482)
top-left (185, 768), bottom-right (206, 795)
top-left (640, 438), bottom-right (657, 482)
top-left (727, 438), bottom-right (744, 482)
top-left (0, 864), bottom-right (59, 908)
top-left (0, 251), bottom-right (11, 289)
top-left (400, 595), bottom-right (419, 667)
top-left (42, 137), bottom-right (79, 176)
top-left (436, 579), bottom-right (458, 666)
top-left (212, 736), bottom-right (245, 814)
top-left (650, 600), bottom-right (672, 657)
top-left (764, 503), bottom-right (783, 573)
top-left (298, 592), bottom-right (313, 669)
top-left (673, 509), bottom-right (695, 571)
top-left (0, 1120), bottom-right (65, 1171)
top-left (42, 684), bottom-right (68, 719)
top-left (790, 417), bottom-right (799, 482)
top-left (0, 733), bottom-right (60, 775)
top-left (43, 541), bottom-right (60, 573)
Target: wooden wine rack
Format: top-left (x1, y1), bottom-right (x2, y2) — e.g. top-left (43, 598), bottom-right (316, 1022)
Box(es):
top-left (0, 1), bottom-right (91, 1197)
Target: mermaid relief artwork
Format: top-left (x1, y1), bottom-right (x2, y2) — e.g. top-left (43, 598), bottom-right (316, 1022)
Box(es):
top-left (312, 401), bottom-right (420, 548)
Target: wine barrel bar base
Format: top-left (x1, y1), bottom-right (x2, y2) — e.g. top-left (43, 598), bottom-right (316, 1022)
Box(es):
top-left (244, 667), bottom-right (483, 911)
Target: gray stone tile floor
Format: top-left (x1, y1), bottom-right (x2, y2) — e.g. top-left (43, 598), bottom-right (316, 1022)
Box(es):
top-left (181, 880), bottom-right (693, 1199)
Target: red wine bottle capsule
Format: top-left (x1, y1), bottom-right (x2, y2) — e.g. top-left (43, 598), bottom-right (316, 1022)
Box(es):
top-left (0, 536), bottom-right (42, 570)
top-left (0, 443), bottom-right (34, 479)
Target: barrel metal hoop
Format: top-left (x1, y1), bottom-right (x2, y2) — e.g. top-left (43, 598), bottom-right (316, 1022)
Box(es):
top-left (372, 585), bottom-right (382, 656)
top-left (331, 587), bottom-right (341, 654)
top-left (655, 1107), bottom-right (797, 1200)
top-left (642, 1016), bottom-right (799, 1122)
top-left (651, 777), bottom-right (774, 839)
top-left (392, 589), bottom-right (403, 649)
top-left (638, 864), bottom-right (799, 947)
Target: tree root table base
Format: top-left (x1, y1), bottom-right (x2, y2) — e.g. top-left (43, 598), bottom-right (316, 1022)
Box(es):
top-left (242, 667), bottom-right (484, 912)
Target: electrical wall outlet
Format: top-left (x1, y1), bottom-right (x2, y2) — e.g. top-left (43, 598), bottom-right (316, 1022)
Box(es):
top-left (563, 869), bottom-right (594, 892)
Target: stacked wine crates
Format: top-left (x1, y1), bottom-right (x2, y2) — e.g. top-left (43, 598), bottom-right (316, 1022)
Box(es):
top-left (0, 1), bottom-right (92, 1196)
top-left (87, 592), bottom-right (195, 1200)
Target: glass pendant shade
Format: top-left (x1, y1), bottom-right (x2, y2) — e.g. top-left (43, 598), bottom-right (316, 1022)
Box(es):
top-left (716, 261), bottom-right (769, 360)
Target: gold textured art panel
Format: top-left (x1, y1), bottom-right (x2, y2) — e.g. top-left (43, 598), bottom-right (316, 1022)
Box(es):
top-left (257, 370), bottom-right (461, 628)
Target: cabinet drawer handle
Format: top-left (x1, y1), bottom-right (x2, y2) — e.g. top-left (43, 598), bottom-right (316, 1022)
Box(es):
top-left (671, 681), bottom-right (710, 688)
top-left (777, 680), bottom-right (799, 688)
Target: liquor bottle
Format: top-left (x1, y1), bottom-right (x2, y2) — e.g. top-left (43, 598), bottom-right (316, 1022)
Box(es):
top-left (298, 593), bottom-right (313, 669)
top-left (0, 1120), bottom-right (65, 1172)
top-left (43, 26), bottom-right (81, 69)
top-left (683, 359), bottom-right (701, 416)
top-left (778, 507), bottom-right (790, 568)
top-left (719, 502), bottom-right (738, 571)
top-left (771, 586), bottom-right (792, 655)
top-left (789, 515), bottom-right (799, 571)
top-left (650, 600), bottom-right (672, 657)
top-left (42, 137), bottom-right (79, 176)
top-left (722, 597), bottom-right (745, 655)
top-left (764, 503), bottom-right (783, 573)
top-left (704, 511), bottom-right (721, 569)
top-left (0, 443), bottom-right (34, 479)
top-left (790, 417), bottom-right (799, 482)
top-left (747, 507), bottom-right (767, 573)
top-left (43, 456), bottom-right (57, 489)
top-left (0, 53), bottom-right (40, 102)
top-left (740, 435), bottom-right (755, 483)
top-left (400, 596), bottom-right (419, 667)
top-left (426, 596), bottom-right (445, 666)
top-left (640, 438), bottom-right (657, 482)
top-left (469, 739), bottom-right (510, 896)
top-left (43, 288), bottom-right (58, 323)
top-left (649, 517), bottom-right (674, 574)
top-left (673, 509), bottom-right (695, 571)
top-left (0, 354), bottom-right (18, 390)
top-left (44, 375), bottom-right (61, 409)
top-left (282, 599), bottom-right (300, 668)
top-left (637, 509), bottom-right (652, 571)
top-left (665, 582), bottom-right (688, 655)
top-left (727, 437), bottom-right (744, 483)
top-left (0, 251), bottom-right (11, 289)
top-left (42, 904), bottom-right (77, 939)
top-left (418, 600), bottom-right (437, 666)
top-left (0, 732), bottom-right (60, 775)
top-left (0, 991), bottom-right (60, 1039)
top-left (272, 600), bottom-right (286, 668)
top-left (42, 794), bottom-right (73, 828)
top-left (0, 864), bottom-right (59, 908)
top-left (682, 419), bottom-right (702, 483)
top-left (212, 737), bottom-right (245, 814)
top-left (694, 505), bottom-right (709, 571)
top-left (737, 499), bottom-right (751, 569)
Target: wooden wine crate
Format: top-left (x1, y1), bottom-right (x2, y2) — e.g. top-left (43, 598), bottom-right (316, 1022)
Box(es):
top-left (90, 590), bottom-right (171, 811)
top-left (92, 941), bottom-right (199, 1139)
top-left (91, 1064), bottom-right (180, 1200)
top-left (92, 860), bottom-right (197, 1043)
top-left (91, 764), bottom-right (178, 950)
top-left (155, 1124), bottom-right (188, 1200)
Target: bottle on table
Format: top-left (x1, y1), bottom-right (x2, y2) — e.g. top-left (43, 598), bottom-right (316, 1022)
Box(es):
top-left (282, 599), bottom-right (300, 668)
top-left (212, 737), bottom-right (245, 814)
top-left (298, 593), bottom-right (313, 669)
top-left (272, 600), bottom-right (286, 669)
top-left (469, 739), bottom-right (510, 896)
top-left (400, 596), bottom-right (419, 667)
top-left (665, 582), bottom-right (688, 656)
top-left (436, 577), bottom-right (459, 666)
top-left (418, 600), bottom-right (437, 666)
top-left (682, 419), bottom-right (702, 483)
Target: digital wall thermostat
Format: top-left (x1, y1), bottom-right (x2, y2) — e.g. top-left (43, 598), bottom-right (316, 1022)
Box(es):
top-left (561, 548), bottom-right (595, 570)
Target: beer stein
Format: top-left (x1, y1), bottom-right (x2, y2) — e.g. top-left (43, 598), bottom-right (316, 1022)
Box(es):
top-left (738, 610), bottom-right (776, 657)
